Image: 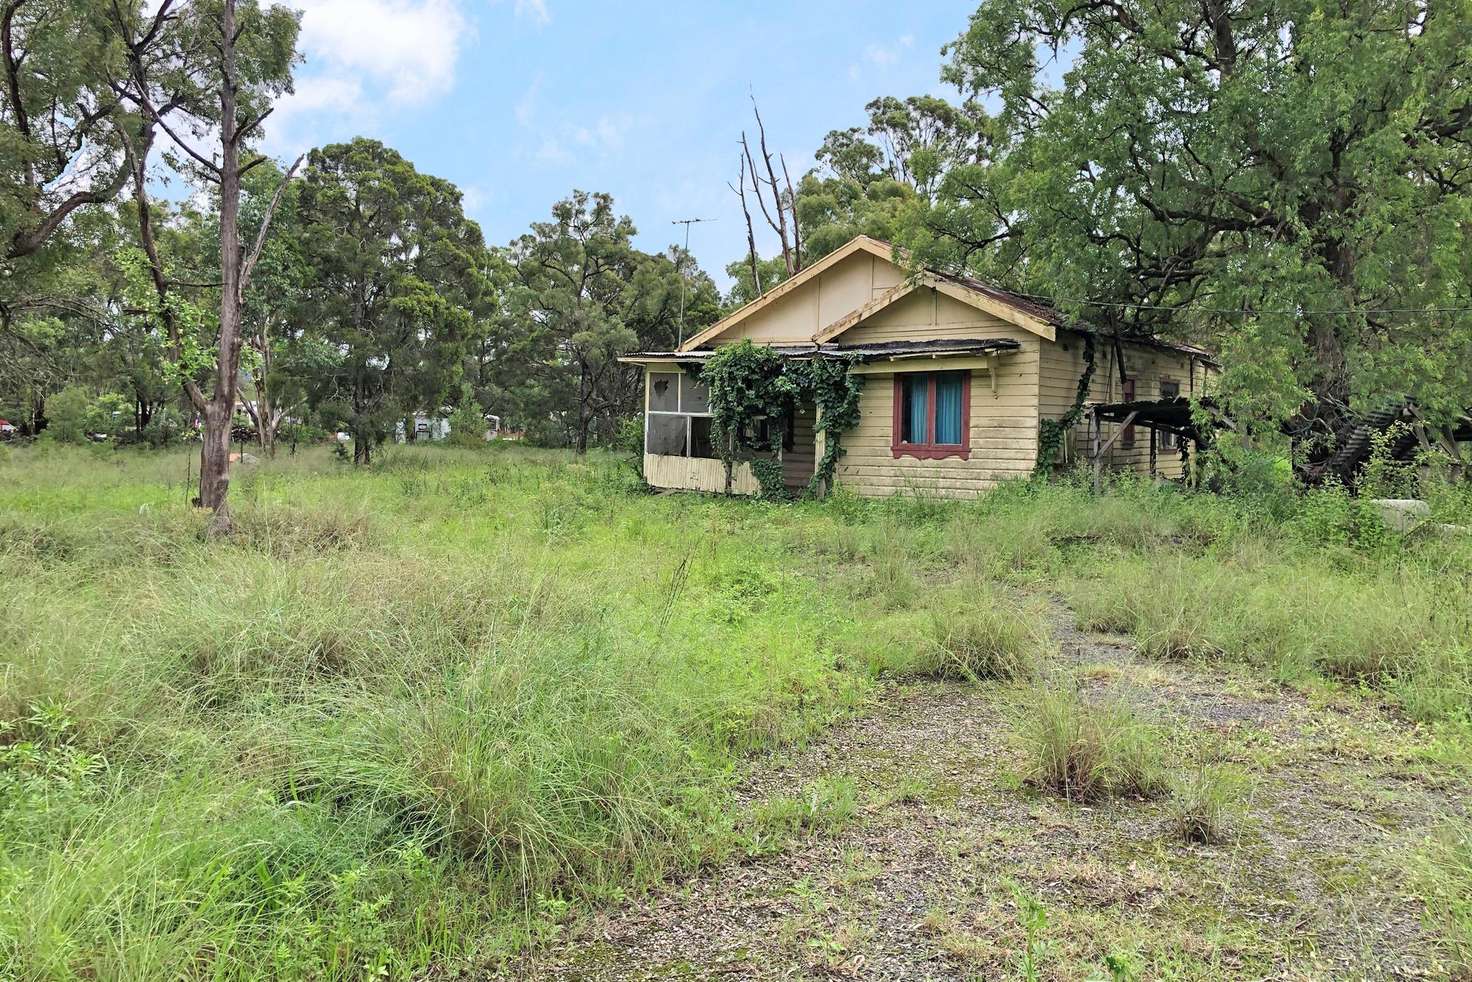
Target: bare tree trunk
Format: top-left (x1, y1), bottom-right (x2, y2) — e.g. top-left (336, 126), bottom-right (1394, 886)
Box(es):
top-left (746, 99), bottom-right (795, 278)
top-left (248, 335), bottom-right (277, 457)
top-left (197, 0), bottom-right (245, 532)
top-left (729, 154), bottom-right (762, 298)
top-left (781, 152), bottom-right (802, 271)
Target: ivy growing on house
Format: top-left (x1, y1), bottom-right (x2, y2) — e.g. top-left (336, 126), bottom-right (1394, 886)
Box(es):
top-left (1035, 334), bottom-right (1097, 475)
top-left (789, 357), bottom-right (863, 495)
top-left (700, 340), bottom-right (863, 499)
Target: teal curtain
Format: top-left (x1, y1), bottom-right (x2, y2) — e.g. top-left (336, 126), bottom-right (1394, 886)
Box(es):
top-left (902, 376), bottom-right (928, 443)
top-left (934, 374), bottom-right (963, 444)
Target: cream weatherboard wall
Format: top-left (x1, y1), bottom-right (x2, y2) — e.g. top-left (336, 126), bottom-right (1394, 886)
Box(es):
top-left (1038, 330), bottom-right (1215, 478)
top-left (830, 287), bottom-right (1044, 498)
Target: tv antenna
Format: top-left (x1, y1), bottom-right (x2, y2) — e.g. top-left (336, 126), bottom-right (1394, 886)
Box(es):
top-left (672, 217), bottom-right (716, 347)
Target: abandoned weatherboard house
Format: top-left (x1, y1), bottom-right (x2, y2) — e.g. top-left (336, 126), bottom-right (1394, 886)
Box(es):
top-left (623, 236), bottom-right (1216, 498)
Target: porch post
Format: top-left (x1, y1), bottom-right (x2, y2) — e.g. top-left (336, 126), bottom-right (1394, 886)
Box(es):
top-left (1091, 408), bottom-right (1102, 494)
top-left (813, 402), bottom-right (827, 498)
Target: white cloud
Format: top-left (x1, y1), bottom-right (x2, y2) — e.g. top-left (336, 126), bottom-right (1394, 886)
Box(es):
top-left (864, 42), bottom-right (898, 67)
top-left (290, 0), bottom-right (470, 105)
top-left (514, 73), bottom-right (543, 127)
top-left (851, 35), bottom-right (915, 85)
top-left (514, 0), bottom-right (549, 26)
top-left (573, 114), bottom-right (630, 153)
top-left (524, 111), bottom-right (632, 167)
top-left (533, 137), bottom-right (572, 164)
top-left (489, 0), bottom-right (549, 26)
top-left (262, 0), bottom-right (471, 154)
top-left (460, 183), bottom-right (489, 213)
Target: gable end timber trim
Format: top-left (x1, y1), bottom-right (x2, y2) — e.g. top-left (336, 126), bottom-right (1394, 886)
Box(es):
top-left (928, 279), bottom-right (1056, 342)
top-left (810, 279), bottom-right (920, 343)
top-left (812, 273), bottom-right (1057, 344)
top-left (677, 236), bottom-right (896, 352)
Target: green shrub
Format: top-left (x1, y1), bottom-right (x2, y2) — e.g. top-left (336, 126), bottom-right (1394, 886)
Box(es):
top-left (40, 386), bottom-right (93, 444)
top-left (446, 399), bottom-right (489, 448)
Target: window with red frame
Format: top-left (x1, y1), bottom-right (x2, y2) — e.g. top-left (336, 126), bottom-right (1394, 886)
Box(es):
top-left (892, 371), bottom-right (970, 460)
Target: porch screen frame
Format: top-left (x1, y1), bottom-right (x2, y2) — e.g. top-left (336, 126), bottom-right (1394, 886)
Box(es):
top-left (645, 370), bottom-right (715, 458)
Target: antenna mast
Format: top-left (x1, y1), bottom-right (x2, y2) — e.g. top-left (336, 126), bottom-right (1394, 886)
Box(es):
top-left (671, 217), bottom-right (715, 347)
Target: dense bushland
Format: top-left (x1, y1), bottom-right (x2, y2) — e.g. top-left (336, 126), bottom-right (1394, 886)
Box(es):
top-left (2, 445), bottom-right (1469, 977)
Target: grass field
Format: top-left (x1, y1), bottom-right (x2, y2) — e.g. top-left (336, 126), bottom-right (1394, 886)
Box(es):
top-left (1, 443), bottom-right (1469, 979)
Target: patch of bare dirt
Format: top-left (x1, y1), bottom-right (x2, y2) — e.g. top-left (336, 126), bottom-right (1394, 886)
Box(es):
top-left (490, 597), bottom-right (1468, 981)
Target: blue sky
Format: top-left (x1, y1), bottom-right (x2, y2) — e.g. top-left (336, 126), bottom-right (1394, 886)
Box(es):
top-left (265, 0), bottom-right (978, 289)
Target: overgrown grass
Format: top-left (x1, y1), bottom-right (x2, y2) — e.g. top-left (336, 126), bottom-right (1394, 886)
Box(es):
top-left (0, 445), bottom-right (864, 977)
top-left (1012, 685), bottom-right (1168, 802)
top-left (1168, 764), bottom-right (1249, 844)
top-left (2, 445), bottom-right (1469, 977)
top-left (1418, 821), bottom-right (1472, 971)
top-left (833, 586), bottom-right (1052, 682)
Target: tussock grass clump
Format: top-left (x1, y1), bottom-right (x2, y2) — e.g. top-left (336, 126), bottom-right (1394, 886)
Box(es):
top-left (1168, 765), bottom-right (1248, 844)
top-left (1015, 685), bottom-right (1167, 802)
top-left (835, 587), bottom-right (1053, 682)
top-left (0, 514), bottom-right (82, 564)
top-left (926, 597), bottom-right (1051, 682)
top-left (227, 502), bottom-right (379, 556)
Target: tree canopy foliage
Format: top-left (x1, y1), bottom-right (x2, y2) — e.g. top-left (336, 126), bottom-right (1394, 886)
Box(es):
top-left (2, 0), bottom-right (1467, 486)
top-left (900, 0), bottom-right (1472, 461)
top-left (294, 138), bottom-right (490, 464)
top-left (504, 190), bottom-right (718, 450)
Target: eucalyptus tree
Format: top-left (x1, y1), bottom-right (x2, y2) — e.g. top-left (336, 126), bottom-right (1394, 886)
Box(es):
top-left (109, 0), bottom-right (301, 526)
top-left (902, 0), bottom-right (1472, 468)
top-left (507, 191), bottom-right (719, 450)
top-left (0, 0), bottom-right (145, 262)
top-left (295, 138), bottom-right (490, 465)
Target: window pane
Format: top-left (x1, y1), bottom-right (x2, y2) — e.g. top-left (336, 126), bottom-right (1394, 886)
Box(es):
top-left (901, 376), bottom-right (928, 444)
top-left (681, 375), bottom-right (710, 414)
top-left (1159, 382), bottom-right (1180, 447)
top-left (649, 373), bottom-right (679, 412)
top-left (1120, 378), bottom-right (1136, 448)
top-left (690, 416), bottom-right (717, 458)
top-left (934, 373), bottom-right (963, 445)
top-left (646, 414), bottom-right (687, 455)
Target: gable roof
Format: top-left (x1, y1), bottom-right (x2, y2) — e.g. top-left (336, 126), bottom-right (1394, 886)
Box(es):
top-left (811, 269), bottom-right (1058, 344)
top-left (682, 236), bottom-right (1057, 351)
top-left (684, 234), bottom-right (1216, 363)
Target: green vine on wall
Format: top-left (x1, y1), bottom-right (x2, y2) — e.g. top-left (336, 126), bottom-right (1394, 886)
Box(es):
top-left (788, 356), bottom-right (863, 495)
top-left (701, 340), bottom-right (863, 499)
top-left (1035, 334), bottom-right (1097, 475)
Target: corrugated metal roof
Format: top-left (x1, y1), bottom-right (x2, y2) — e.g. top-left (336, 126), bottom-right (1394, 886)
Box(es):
top-left (868, 240), bottom-right (1219, 363)
top-left (623, 337), bottom-right (1023, 364)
